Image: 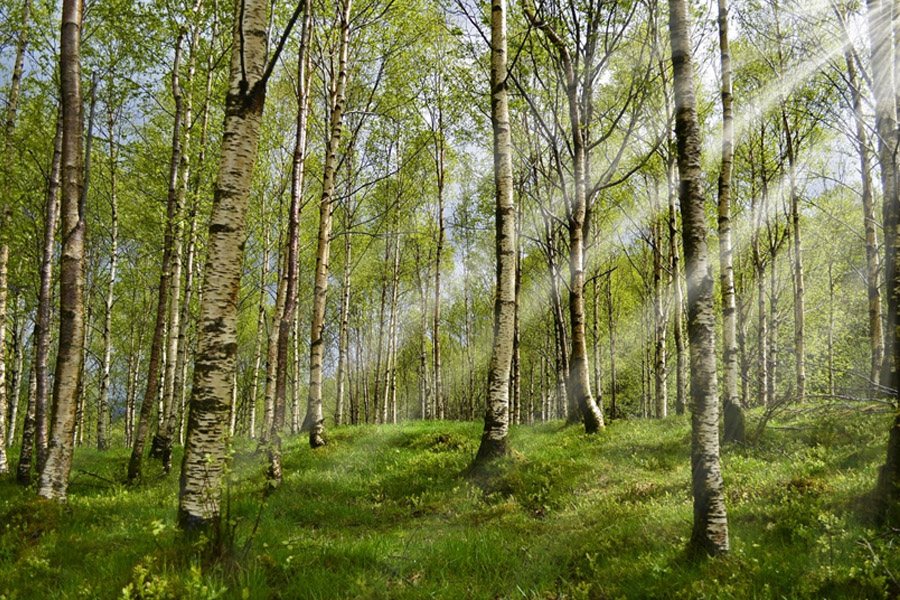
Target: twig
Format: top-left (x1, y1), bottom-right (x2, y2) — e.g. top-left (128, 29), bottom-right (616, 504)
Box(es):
top-left (857, 536), bottom-right (899, 588)
top-left (75, 469), bottom-right (117, 485)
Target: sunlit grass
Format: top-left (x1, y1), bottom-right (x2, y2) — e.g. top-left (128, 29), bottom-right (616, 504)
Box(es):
top-left (0, 406), bottom-right (895, 599)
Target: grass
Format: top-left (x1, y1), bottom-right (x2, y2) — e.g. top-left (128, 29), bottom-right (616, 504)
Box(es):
top-left (0, 405), bottom-right (897, 599)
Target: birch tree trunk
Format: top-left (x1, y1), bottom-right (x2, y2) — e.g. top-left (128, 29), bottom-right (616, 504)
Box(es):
top-left (845, 51), bottom-right (884, 396)
top-left (269, 2), bottom-right (311, 482)
top-left (37, 0), bottom-right (85, 501)
top-left (473, 0), bottom-right (515, 464)
top-left (607, 272), bottom-right (618, 420)
top-left (0, 0), bottom-right (31, 475)
top-left (97, 105), bottom-right (119, 451)
top-left (158, 6), bottom-right (204, 471)
top-left (173, 46), bottom-right (214, 437)
top-left (307, 0), bottom-right (352, 448)
top-left (250, 212), bottom-right (270, 438)
top-left (178, 0), bottom-right (273, 529)
top-left (128, 35), bottom-right (185, 484)
top-left (668, 166), bottom-right (685, 416)
top-left (751, 159), bottom-right (768, 409)
top-left (653, 189), bottom-right (668, 419)
top-left (263, 250), bottom-right (287, 435)
top-left (868, 0), bottom-right (899, 394)
top-left (6, 299), bottom-right (26, 448)
top-left (335, 209), bottom-right (352, 426)
top-left (717, 0), bottom-right (744, 442)
top-left (769, 4), bottom-right (805, 407)
top-left (668, 0), bottom-right (729, 555)
top-left (526, 10), bottom-right (603, 433)
top-left (433, 110), bottom-right (445, 421)
top-left (869, 0), bottom-right (900, 522)
top-left (385, 230), bottom-right (401, 423)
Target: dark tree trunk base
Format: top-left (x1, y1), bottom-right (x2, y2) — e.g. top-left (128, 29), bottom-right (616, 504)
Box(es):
top-left (148, 433), bottom-right (165, 460)
top-left (470, 434), bottom-right (508, 470)
top-left (266, 440), bottom-right (283, 489)
top-left (722, 401), bottom-right (745, 444)
top-left (874, 410), bottom-right (900, 524)
top-left (309, 430), bottom-right (326, 448)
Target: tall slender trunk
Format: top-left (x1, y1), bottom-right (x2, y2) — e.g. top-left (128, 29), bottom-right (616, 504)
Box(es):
top-left (179, 0), bottom-right (285, 529)
top-left (772, 5), bottom-right (805, 405)
top-left (736, 271), bottom-right (750, 407)
top-left (0, 0), bottom-right (31, 475)
top-left (173, 48), bottom-right (214, 439)
top-left (74, 73), bottom-right (97, 451)
top-left (16, 364), bottom-right (35, 448)
top-left (463, 230), bottom-right (476, 420)
top-left (385, 230), bottom-right (401, 423)
top-left (97, 106), bottom-right (119, 451)
top-left (307, 0), bottom-right (352, 448)
top-left (17, 108), bottom-right (61, 483)
top-left (869, 0), bottom-right (900, 520)
top-left (37, 0), bottom-right (85, 501)
top-left (263, 250), bottom-right (287, 434)
top-left (768, 255), bottom-right (778, 408)
top-left (827, 262), bottom-right (835, 397)
top-left (526, 11), bottom-right (603, 433)
top-left (251, 214), bottom-right (270, 438)
top-left (158, 7), bottom-right (205, 471)
top-left (292, 309), bottom-right (302, 432)
top-left (668, 155), bottom-right (686, 416)
top-left (750, 147), bottom-right (768, 408)
top-left (606, 271), bottom-right (617, 420)
top-left (653, 186), bottom-right (668, 419)
top-left (717, 0), bottom-right (744, 442)
top-left (128, 35), bottom-right (185, 484)
top-left (640, 307), bottom-right (648, 418)
top-left (591, 274), bottom-right (601, 415)
top-left (543, 210), bottom-right (569, 415)
top-left (75, 286), bottom-right (92, 448)
top-left (335, 211), bottom-right (352, 426)
top-left (433, 115), bottom-right (445, 421)
top-left (869, 0), bottom-right (899, 391)
top-left (124, 318), bottom-right (138, 447)
top-left (668, 0), bottom-right (729, 555)
top-left (373, 220), bottom-right (388, 422)
top-left (347, 319), bottom-right (358, 425)
top-left (415, 244), bottom-right (431, 420)
top-left (845, 51), bottom-right (884, 394)
top-left (6, 299), bottom-right (26, 447)
top-left (269, 2), bottom-right (311, 482)
top-left (473, 0), bottom-right (515, 464)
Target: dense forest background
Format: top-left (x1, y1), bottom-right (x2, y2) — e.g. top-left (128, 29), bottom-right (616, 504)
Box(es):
top-left (2, 0), bottom-right (900, 596)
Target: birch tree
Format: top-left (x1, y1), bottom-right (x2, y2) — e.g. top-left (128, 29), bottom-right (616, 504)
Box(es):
top-left (306, 0), bottom-right (353, 449)
top-left (37, 0), bottom-right (86, 501)
top-left (716, 0), bottom-right (744, 443)
top-left (667, 0), bottom-right (729, 554)
top-left (473, 0), bottom-right (515, 465)
top-left (178, 0), bottom-right (302, 529)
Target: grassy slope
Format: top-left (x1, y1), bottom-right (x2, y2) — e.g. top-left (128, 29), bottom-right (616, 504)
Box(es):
top-left (0, 406), bottom-right (896, 599)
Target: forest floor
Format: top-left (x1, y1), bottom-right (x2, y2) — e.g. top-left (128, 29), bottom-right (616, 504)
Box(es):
top-left (0, 403), bottom-right (897, 599)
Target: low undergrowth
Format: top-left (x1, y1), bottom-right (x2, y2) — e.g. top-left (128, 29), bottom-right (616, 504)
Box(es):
top-left (0, 405), bottom-right (897, 599)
